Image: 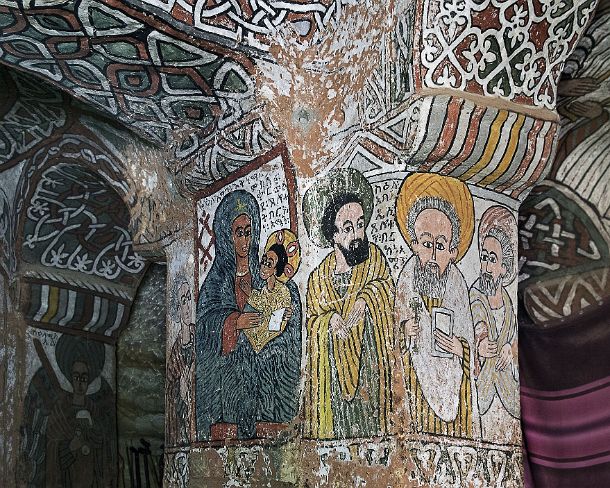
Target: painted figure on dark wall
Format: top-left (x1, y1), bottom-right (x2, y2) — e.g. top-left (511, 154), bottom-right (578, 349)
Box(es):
top-left (19, 333), bottom-right (115, 487)
top-left (302, 168), bottom-right (395, 440)
top-left (195, 190), bottom-right (302, 440)
top-left (167, 281), bottom-right (195, 446)
top-left (394, 173), bottom-right (479, 438)
top-left (470, 206), bottom-right (520, 443)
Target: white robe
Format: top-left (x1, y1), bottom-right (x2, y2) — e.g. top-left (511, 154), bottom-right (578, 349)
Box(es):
top-left (396, 257), bottom-right (478, 425)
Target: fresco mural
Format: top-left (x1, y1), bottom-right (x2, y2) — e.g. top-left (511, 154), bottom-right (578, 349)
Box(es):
top-left (193, 162), bottom-right (523, 457)
top-left (2, 0), bottom-right (603, 485)
top-left (471, 206), bottom-right (520, 443)
top-left (163, 240), bottom-right (197, 486)
top-left (21, 163), bottom-right (145, 285)
top-left (194, 151), bottom-right (302, 441)
top-left (167, 280), bottom-right (195, 447)
top-left (395, 173), bottom-right (478, 438)
top-left (302, 168), bottom-right (395, 440)
top-left (9, 145), bottom-right (149, 487)
top-left (18, 329), bottom-right (116, 487)
top-left (15, 158), bottom-right (148, 349)
top-left (0, 67), bottom-right (67, 172)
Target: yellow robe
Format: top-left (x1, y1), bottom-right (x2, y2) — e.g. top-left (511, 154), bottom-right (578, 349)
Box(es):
top-left (244, 281), bottom-right (291, 353)
top-left (304, 243), bottom-right (395, 439)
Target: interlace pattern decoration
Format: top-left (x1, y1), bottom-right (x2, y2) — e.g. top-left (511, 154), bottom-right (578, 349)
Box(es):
top-left (22, 164), bottom-right (145, 283)
top-left (0, 67), bottom-right (66, 169)
top-left (519, 182), bottom-right (610, 285)
top-left (0, 0), bottom-right (256, 151)
top-left (418, 0), bottom-right (597, 109)
top-left (124, 0), bottom-right (338, 51)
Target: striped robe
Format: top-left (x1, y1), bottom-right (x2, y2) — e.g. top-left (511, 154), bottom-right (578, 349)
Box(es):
top-left (304, 243), bottom-right (395, 440)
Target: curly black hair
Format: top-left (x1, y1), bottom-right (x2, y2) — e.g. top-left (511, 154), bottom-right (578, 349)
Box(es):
top-left (321, 192), bottom-right (363, 245)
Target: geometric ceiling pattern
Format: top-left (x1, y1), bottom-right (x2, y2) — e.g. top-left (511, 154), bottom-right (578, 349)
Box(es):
top-left (120, 0), bottom-right (338, 51)
top-left (0, 0), bottom-right (356, 191)
top-left (0, 0), bottom-right (259, 155)
top-left (17, 162), bottom-right (147, 340)
top-left (21, 162), bottom-right (145, 284)
top-left (0, 66), bottom-right (66, 170)
top-left (2, 0), bottom-right (601, 195)
top-left (419, 0), bottom-right (598, 109)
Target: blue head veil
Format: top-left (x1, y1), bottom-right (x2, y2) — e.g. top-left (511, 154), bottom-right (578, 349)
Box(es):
top-left (195, 190), bottom-right (263, 439)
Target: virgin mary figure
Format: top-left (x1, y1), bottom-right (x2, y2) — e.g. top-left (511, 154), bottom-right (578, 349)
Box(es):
top-left (195, 190), bottom-right (302, 440)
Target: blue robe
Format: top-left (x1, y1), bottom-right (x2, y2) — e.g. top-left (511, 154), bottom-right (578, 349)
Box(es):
top-left (195, 190), bottom-right (301, 440)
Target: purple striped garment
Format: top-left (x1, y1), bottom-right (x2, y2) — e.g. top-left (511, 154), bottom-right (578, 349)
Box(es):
top-left (520, 301), bottom-right (610, 487)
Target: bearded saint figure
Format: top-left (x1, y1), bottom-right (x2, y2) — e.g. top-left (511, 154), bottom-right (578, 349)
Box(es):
top-left (394, 173), bottom-right (479, 438)
top-left (470, 205), bottom-right (520, 443)
top-left (302, 168), bottom-right (395, 440)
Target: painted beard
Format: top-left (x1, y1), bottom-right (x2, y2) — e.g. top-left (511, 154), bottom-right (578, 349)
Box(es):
top-left (479, 272), bottom-right (501, 296)
top-left (337, 236), bottom-right (369, 267)
top-left (413, 256), bottom-right (449, 299)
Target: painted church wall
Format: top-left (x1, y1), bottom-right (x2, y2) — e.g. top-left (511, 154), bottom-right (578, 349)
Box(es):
top-left (170, 152), bottom-right (523, 486)
top-left (17, 328), bottom-right (117, 487)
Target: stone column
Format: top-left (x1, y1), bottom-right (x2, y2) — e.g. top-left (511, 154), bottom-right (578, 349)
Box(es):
top-left (158, 1), bottom-right (598, 486)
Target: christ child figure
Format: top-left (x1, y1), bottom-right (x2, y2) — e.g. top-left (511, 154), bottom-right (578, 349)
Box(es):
top-left (244, 230), bottom-right (300, 353)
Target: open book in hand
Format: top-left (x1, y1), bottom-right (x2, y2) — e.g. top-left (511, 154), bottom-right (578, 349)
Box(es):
top-left (268, 308), bottom-right (285, 332)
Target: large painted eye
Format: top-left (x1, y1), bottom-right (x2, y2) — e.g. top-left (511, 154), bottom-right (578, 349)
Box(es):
top-left (423, 241), bottom-right (433, 249)
top-left (436, 242), bottom-right (445, 251)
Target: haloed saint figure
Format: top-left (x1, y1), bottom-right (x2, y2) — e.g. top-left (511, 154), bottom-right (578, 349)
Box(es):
top-left (395, 173), bottom-right (478, 438)
top-left (470, 206), bottom-right (520, 443)
top-left (195, 190), bottom-right (302, 440)
top-left (19, 334), bottom-right (115, 487)
top-left (303, 168), bottom-right (395, 440)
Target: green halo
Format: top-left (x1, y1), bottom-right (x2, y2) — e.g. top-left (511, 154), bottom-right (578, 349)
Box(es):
top-left (302, 168), bottom-right (374, 248)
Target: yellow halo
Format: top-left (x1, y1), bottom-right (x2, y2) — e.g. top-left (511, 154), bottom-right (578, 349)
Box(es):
top-left (395, 173), bottom-right (474, 263)
top-left (264, 229), bottom-right (301, 282)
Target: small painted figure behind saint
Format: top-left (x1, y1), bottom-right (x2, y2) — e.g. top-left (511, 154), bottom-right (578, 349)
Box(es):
top-left (244, 230), bottom-right (301, 353)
